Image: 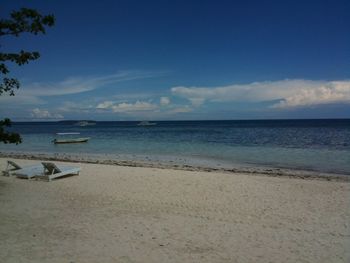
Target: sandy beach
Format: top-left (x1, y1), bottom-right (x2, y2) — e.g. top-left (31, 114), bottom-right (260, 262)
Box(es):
top-left (0, 157), bottom-right (349, 263)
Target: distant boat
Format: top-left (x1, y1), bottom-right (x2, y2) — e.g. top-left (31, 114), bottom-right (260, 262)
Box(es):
top-left (53, 138), bottom-right (90, 144)
top-left (53, 132), bottom-right (90, 144)
top-left (75, 121), bottom-right (96, 127)
top-left (137, 121), bottom-right (157, 126)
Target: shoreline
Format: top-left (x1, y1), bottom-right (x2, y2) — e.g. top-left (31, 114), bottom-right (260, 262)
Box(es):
top-left (1, 151), bottom-right (349, 182)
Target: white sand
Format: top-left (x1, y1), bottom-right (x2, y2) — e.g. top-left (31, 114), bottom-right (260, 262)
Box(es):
top-left (0, 158), bottom-right (349, 263)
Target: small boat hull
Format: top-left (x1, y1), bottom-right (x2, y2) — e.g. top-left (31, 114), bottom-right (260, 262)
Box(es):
top-left (53, 137), bottom-right (90, 144)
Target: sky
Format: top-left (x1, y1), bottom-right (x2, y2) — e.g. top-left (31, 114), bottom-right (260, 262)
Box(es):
top-left (1, 0), bottom-right (349, 121)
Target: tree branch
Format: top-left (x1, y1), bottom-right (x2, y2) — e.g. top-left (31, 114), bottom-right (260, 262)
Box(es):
top-left (0, 8), bottom-right (54, 36)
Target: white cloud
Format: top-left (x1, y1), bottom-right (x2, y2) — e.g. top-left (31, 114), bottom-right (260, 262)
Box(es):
top-left (97, 100), bottom-right (158, 113)
top-left (160, 96), bottom-right (170, 106)
top-left (31, 108), bottom-right (64, 119)
top-left (96, 101), bottom-right (114, 109)
top-left (0, 70), bottom-right (164, 106)
top-left (272, 81), bottom-right (350, 108)
top-left (95, 98), bottom-right (194, 118)
top-left (171, 79), bottom-right (350, 109)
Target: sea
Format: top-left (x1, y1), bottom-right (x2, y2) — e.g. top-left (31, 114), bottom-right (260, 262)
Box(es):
top-left (1, 119), bottom-right (350, 175)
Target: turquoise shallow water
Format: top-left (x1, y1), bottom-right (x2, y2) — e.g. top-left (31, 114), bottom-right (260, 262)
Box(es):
top-left (1, 120), bottom-right (350, 175)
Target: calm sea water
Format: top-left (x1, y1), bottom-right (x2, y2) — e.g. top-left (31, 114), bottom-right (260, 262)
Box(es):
top-left (1, 119), bottom-right (350, 174)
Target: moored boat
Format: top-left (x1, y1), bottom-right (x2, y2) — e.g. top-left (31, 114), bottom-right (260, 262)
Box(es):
top-left (53, 132), bottom-right (90, 144)
top-left (75, 121), bottom-right (96, 126)
top-left (53, 137), bottom-right (90, 144)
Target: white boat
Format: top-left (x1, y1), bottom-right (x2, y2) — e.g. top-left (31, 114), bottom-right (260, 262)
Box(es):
top-left (53, 137), bottom-right (90, 144)
top-left (137, 121), bottom-right (157, 126)
top-left (75, 121), bottom-right (96, 126)
top-left (53, 132), bottom-right (90, 144)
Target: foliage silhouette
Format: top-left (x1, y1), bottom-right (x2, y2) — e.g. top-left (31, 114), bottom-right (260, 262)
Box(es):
top-left (0, 8), bottom-right (55, 144)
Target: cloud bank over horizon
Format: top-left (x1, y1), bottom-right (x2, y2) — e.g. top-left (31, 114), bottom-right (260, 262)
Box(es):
top-left (1, 76), bottom-right (349, 120)
top-left (171, 79), bottom-right (350, 109)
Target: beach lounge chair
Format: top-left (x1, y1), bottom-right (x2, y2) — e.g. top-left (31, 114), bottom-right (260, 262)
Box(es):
top-left (41, 162), bottom-right (81, 181)
top-left (3, 160), bottom-right (43, 177)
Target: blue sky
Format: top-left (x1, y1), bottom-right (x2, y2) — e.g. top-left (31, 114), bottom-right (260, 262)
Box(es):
top-left (1, 0), bottom-right (349, 120)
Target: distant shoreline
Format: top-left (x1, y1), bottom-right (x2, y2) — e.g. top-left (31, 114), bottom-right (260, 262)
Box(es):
top-left (1, 151), bottom-right (348, 182)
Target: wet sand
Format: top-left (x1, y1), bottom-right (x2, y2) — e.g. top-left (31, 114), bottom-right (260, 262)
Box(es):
top-left (1, 151), bottom-right (349, 181)
top-left (0, 157), bottom-right (349, 263)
